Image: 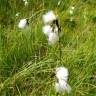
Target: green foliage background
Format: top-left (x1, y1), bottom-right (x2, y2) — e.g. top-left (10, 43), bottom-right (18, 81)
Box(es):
top-left (0, 0), bottom-right (96, 95)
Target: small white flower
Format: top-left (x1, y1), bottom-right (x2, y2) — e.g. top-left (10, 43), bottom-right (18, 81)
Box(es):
top-left (55, 67), bottom-right (71, 93)
top-left (55, 80), bottom-right (71, 93)
top-left (18, 19), bottom-right (28, 29)
top-left (56, 67), bottom-right (68, 82)
top-left (42, 11), bottom-right (57, 24)
top-left (42, 25), bottom-right (52, 36)
top-left (48, 32), bottom-right (59, 45)
top-left (16, 12), bottom-right (20, 17)
top-left (24, 1), bottom-right (28, 6)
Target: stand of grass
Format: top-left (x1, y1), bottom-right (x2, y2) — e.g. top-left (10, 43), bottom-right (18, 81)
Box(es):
top-left (0, 0), bottom-right (96, 95)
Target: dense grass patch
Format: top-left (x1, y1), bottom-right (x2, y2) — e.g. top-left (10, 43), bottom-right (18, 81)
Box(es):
top-left (0, 0), bottom-right (96, 96)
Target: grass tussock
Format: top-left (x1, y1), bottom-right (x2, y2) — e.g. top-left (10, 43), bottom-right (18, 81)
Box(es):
top-left (0, 0), bottom-right (96, 96)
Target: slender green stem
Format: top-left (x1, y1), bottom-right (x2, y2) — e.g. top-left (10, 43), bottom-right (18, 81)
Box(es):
top-left (58, 21), bottom-right (62, 65)
top-left (26, 9), bottom-right (48, 20)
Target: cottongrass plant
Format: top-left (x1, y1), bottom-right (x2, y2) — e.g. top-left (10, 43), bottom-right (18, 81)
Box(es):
top-left (48, 32), bottom-right (59, 45)
top-left (18, 19), bottom-right (29, 29)
top-left (43, 11), bottom-right (68, 94)
top-left (42, 10), bottom-right (60, 45)
top-left (18, 9), bottom-right (48, 29)
top-left (42, 25), bottom-right (53, 36)
top-left (17, 10), bottom-right (71, 95)
top-left (42, 11), bottom-right (57, 24)
top-left (42, 25), bottom-right (59, 45)
top-left (42, 11), bottom-right (71, 94)
top-left (55, 67), bottom-right (71, 94)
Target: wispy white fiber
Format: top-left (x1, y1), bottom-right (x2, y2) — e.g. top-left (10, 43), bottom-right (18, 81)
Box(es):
top-left (55, 67), bottom-right (71, 94)
top-left (42, 25), bottom-right (52, 36)
top-left (48, 32), bottom-right (59, 45)
top-left (42, 11), bottom-right (57, 24)
top-left (18, 19), bottom-right (28, 29)
top-left (55, 80), bottom-right (71, 93)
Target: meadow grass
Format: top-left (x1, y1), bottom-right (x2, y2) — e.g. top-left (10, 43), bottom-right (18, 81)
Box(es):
top-left (0, 0), bottom-right (96, 96)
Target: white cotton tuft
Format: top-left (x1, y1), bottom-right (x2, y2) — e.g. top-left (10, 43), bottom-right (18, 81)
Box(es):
top-left (48, 32), bottom-right (59, 45)
top-left (42, 25), bottom-right (52, 36)
top-left (18, 19), bottom-right (28, 29)
top-left (42, 11), bottom-right (57, 24)
top-left (55, 80), bottom-right (71, 93)
top-left (56, 67), bottom-right (68, 82)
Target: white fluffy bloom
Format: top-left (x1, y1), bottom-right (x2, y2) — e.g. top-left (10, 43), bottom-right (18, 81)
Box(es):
top-left (48, 32), bottom-right (59, 45)
top-left (42, 25), bottom-right (52, 36)
top-left (18, 19), bottom-right (28, 29)
top-left (55, 67), bottom-right (71, 93)
top-left (42, 11), bottom-right (57, 24)
top-left (56, 67), bottom-right (68, 82)
top-left (55, 80), bottom-right (71, 93)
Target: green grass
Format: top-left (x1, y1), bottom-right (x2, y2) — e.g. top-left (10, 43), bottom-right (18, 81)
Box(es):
top-left (0, 0), bottom-right (96, 96)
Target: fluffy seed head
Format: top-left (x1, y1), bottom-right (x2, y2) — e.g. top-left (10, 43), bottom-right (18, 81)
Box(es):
top-left (48, 32), bottom-right (59, 45)
top-left (55, 80), bottom-right (71, 93)
top-left (42, 11), bottom-right (57, 24)
top-left (18, 19), bottom-right (28, 29)
top-left (56, 67), bottom-right (68, 81)
top-left (42, 25), bottom-right (52, 36)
